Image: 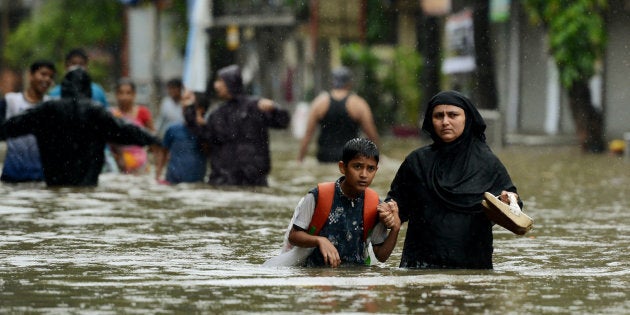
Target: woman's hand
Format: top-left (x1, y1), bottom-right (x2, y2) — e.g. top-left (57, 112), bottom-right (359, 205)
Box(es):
top-left (499, 191), bottom-right (519, 204)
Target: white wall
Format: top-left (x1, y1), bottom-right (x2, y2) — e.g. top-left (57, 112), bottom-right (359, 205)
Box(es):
top-left (128, 6), bottom-right (184, 107)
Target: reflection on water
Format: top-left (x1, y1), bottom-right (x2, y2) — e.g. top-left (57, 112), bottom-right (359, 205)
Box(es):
top-left (0, 133), bottom-right (628, 314)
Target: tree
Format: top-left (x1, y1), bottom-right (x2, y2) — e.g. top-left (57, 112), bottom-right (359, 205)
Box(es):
top-left (4, 0), bottom-right (188, 97)
top-left (523, 0), bottom-right (607, 153)
top-left (3, 0), bottom-right (124, 83)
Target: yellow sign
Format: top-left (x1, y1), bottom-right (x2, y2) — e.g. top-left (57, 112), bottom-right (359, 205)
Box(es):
top-left (227, 24), bottom-right (240, 51)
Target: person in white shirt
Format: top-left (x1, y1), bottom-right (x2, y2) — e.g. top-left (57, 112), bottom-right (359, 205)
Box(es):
top-left (0, 60), bottom-right (56, 183)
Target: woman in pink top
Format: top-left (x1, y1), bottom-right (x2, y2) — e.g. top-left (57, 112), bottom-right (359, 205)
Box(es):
top-left (111, 78), bottom-right (155, 173)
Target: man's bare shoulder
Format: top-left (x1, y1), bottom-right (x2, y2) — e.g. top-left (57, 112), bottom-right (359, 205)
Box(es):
top-left (311, 91), bottom-right (330, 104)
top-left (310, 92), bottom-right (330, 114)
top-left (346, 94), bottom-right (370, 114)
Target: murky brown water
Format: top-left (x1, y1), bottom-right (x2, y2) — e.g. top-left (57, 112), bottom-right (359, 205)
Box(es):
top-left (0, 132), bottom-right (628, 314)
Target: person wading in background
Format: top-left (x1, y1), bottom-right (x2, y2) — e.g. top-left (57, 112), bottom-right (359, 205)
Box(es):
top-left (297, 66), bottom-right (380, 163)
top-left (0, 60), bottom-right (56, 183)
top-left (185, 64), bottom-right (290, 186)
top-left (0, 68), bottom-right (160, 187)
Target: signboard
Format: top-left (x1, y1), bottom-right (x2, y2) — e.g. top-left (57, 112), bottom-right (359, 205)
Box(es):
top-left (317, 0), bottom-right (363, 39)
top-left (420, 0), bottom-right (452, 16)
top-left (442, 9), bottom-right (475, 74)
top-left (490, 0), bottom-right (510, 22)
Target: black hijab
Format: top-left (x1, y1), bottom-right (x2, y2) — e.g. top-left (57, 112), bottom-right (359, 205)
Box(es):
top-left (421, 90), bottom-right (499, 213)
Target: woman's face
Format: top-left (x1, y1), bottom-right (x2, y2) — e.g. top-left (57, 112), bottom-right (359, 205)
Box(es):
top-left (213, 78), bottom-right (231, 99)
top-left (115, 84), bottom-right (135, 108)
top-left (432, 104), bottom-right (466, 143)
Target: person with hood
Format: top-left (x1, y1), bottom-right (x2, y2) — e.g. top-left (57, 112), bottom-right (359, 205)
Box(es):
top-left (185, 64), bottom-right (290, 186)
top-left (49, 48), bottom-right (117, 172)
top-left (49, 48), bottom-right (109, 107)
top-left (0, 68), bottom-right (160, 187)
top-left (297, 66), bottom-right (380, 163)
top-left (384, 90), bottom-right (522, 269)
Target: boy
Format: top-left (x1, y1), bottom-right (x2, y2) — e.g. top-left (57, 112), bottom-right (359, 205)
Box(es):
top-left (287, 138), bottom-right (400, 267)
top-left (155, 98), bottom-right (208, 184)
top-left (0, 60), bottom-right (56, 183)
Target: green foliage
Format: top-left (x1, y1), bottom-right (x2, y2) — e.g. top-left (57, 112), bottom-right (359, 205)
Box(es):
top-left (366, 0), bottom-right (394, 44)
top-left (523, 0), bottom-right (607, 88)
top-left (3, 0), bottom-right (123, 82)
top-left (164, 0), bottom-right (188, 55)
top-left (384, 47), bottom-right (423, 126)
top-left (340, 43), bottom-right (390, 130)
top-left (341, 44), bottom-right (423, 130)
top-left (340, 43), bottom-right (381, 71)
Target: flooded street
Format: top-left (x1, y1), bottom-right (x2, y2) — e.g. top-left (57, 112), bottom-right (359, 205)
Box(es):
top-left (0, 132), bottom-right (628, 314)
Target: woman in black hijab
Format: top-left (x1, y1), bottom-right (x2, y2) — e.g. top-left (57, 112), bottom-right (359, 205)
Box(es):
top-left (386, 90), bottom-right (522, 269)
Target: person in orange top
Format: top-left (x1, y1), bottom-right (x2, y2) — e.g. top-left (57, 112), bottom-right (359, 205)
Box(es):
top-left (110, 78), bottom-right (156, 174)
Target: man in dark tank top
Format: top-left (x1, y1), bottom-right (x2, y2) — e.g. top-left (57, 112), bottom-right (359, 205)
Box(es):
top-left (298, 67), bottom-right (380, 163)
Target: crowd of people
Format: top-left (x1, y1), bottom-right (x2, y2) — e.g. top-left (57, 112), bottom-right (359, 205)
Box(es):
top-left (0, 48), bottom-right (291, 187)
top-left (0, 48), bottom-right (523, 270)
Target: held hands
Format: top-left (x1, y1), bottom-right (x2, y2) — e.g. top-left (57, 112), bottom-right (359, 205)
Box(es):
top-left (377, 200), bottom-right (401, 231)
top-left (317, 237), bottom-right (341, 268)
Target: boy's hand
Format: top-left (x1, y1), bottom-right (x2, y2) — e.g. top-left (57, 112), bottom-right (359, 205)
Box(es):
top-left (317, 237), bottom-right (341, 268)
top-left (378, 200), bottom-right (401, 231)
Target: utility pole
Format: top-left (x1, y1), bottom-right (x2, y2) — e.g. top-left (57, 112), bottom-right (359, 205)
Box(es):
top-left (150, 0), bottom-right (163, 114)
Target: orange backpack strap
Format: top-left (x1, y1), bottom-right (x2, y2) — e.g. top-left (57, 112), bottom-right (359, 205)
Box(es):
top-left (308, 182), bottom-right (380, 241)
top-left (308, 182), bottom-right (335, 236)
top-left (362, 187), bottom-right (379, 241)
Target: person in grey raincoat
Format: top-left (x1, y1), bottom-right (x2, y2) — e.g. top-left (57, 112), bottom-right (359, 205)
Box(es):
top-left (185, 65), bottom-right (290, 186)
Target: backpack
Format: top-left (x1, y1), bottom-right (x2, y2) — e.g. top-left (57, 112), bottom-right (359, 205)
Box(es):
top-left (307, 182), bottom-right (379, 241)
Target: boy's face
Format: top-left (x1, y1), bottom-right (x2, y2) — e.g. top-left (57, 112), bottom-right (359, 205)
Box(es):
top-left (66, 55), bottom-right (87, 69)
top-left (338, 155), bottom-right (378, 195)
top-left (30, 67), bottom-right (55, 95)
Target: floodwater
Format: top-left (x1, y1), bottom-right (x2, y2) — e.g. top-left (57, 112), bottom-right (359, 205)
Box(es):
top-left (0, 132), bottom-right (628, 314)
